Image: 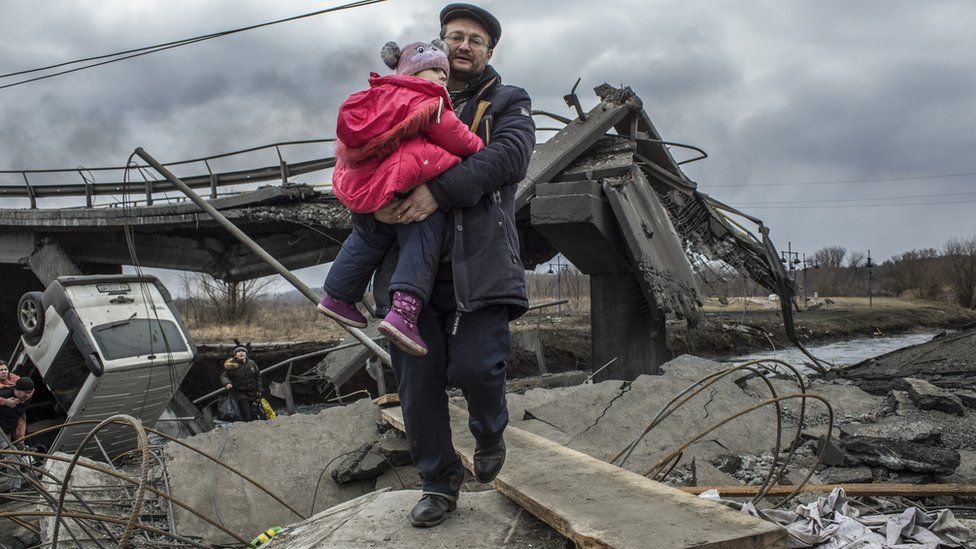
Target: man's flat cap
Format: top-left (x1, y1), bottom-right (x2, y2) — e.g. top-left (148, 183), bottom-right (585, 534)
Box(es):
top-left (440, 3), bottom-right (501, 47)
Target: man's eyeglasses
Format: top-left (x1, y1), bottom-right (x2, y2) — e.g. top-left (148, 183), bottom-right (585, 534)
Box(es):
top-left (443, 33), bottom-right (490, 49)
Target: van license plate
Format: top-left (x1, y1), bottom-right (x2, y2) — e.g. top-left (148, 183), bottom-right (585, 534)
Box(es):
top-left (97, 284), bottom-right (131, 293)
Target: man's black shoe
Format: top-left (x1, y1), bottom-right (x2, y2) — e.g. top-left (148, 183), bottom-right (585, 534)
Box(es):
top-left (473, 437), bottom-right (506, 483)
top-left (410, 493), bottom-right (456, 528)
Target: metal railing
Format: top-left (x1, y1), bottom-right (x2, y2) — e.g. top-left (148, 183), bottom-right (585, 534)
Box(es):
top-left (0, 139), bottom-right (336, 208)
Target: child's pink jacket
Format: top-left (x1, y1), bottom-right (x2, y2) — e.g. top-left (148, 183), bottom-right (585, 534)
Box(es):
top-left (332, 73), bottom-right (484, 213)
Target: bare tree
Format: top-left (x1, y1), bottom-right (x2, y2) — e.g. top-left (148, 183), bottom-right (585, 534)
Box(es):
top-left (943, 236), bottom-right (976, 309)
top-left (809, 246), bottom-right (847, 295)
top-left (881, 248), bottom-right (942, 299)
top-left (847, 251), bottom-right (866, 268)
top-left (184, 272), bottom-right (277, 323)
top-left (813, 246), bottom-right (847, 268)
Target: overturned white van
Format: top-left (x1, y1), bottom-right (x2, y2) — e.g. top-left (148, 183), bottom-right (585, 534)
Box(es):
top-left (9, 274), bottom-right (196, 459)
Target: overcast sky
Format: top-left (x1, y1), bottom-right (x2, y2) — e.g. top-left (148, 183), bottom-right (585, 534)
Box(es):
top-left (1, 0), bottom-right (974, 281)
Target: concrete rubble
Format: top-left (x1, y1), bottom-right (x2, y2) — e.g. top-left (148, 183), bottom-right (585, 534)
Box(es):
top-left (262, 489), bottom-right (565, 548)
top-left (905, 377), bottom-right (967, 416)
top-left (146, 349), bottom-right (976, 547)
top-left (163, 400), bottom-right (382, 545)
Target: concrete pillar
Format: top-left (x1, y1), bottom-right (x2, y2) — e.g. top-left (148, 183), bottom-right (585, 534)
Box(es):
top-left (27, 239), bottom-right (82, 286)
top-left (590, 273), bottom-right (667, 381)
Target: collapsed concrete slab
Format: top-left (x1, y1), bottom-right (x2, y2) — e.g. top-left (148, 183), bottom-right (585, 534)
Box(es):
top-left (905, 377), bottom-right (967, 416)
top-left (163, 400), bottom-right (382, 545)
top-left (836, 328), bottom-right (976, 393)
top-left (507, 355), bottom-right (783, 474)
top-left (264, 489), bottom-right (566, 548)
top-left (502, 354), bottom-right (974, 486)
top-left (840, 436), bottom-right (961, 475)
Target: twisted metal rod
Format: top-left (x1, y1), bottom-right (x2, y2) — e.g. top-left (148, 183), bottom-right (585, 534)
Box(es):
top-left (642, 393), bottom-right (834, 506)
top-left (0, 510), bottom-right (209, 548)
top-left (612, 358), bottom-right (814, 504)
top-left (15, 417), bottom-right (305, 520)
top-left (647, 365), bottom-right (783, 492)
top-left (51, 415), bottom-right (149, 548)
top-left (0, 448), bottom-right (249, 545)
top-left (0, 460), bottom-right (119, 547)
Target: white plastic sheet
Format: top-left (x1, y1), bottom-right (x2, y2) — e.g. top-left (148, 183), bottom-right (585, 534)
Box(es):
top-left (741, 487), bottom-right (971, 548)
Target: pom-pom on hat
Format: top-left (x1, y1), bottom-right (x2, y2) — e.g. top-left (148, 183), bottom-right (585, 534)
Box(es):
top-left (381, 40), bottom-right (450, 77)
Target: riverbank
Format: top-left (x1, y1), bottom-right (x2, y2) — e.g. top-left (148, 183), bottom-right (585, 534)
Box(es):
top-left (509, 297), bottom-right (976, 373)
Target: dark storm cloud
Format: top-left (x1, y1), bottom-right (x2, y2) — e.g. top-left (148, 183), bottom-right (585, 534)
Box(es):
top-left (1, 0), bottom-right (974, 266)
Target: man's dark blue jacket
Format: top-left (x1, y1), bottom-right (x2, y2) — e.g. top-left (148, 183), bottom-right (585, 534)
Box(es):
top-left (374, 65), bottom-right (536, 320)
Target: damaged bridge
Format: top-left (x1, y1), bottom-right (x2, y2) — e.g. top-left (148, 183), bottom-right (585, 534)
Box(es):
top-left (0, 85), bottom-right (797, 378)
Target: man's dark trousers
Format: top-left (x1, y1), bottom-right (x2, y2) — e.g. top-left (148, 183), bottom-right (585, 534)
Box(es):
top-left (392, 279), bottom-right (510, 497)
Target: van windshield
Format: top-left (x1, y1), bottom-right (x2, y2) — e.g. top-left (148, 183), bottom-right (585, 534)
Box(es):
top-left (92, 319), bottom-right (188, 361)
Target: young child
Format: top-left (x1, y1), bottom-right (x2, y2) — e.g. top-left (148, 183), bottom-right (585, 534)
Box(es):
top-left (318, 39), bottom-right (483, 356)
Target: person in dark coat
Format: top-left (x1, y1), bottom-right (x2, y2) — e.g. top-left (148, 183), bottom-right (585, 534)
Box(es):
top-left (0, 377), bottom-right (33, 491)
top-left (371, 3), bottom-right (535, 528)
top-left (0, 377), bottom-right (34, 443)
top-left (220, 347), bottom-right (262, 422)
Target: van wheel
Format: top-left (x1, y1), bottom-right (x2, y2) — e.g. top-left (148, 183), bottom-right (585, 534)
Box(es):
top-left (18, 292), bottom-right (45, 340)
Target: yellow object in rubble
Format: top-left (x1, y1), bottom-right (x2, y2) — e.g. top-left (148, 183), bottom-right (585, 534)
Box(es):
top-left (260, 398), bottom-right (277, 420)
top-left (250, 526), bottom-right (282, 547)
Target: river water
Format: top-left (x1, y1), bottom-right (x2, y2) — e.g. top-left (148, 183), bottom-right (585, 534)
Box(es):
top-left (723, 331), bottom-right (944, 369)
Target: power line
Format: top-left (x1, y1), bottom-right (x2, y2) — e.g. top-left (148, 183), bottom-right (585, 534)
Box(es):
top-left (735, 190), bottom-right (976, 206)
top-left (744, 198), bottom-right (976, 210)
top-left (0, 0), bottom-right (386, 91)
top-left (708, 170), bottom-right (976, 188)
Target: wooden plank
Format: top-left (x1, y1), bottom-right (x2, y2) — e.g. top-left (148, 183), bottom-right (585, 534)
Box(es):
top-left (381, 405), bottom-right (786, 549)
top-left (680, 483), bottom-right (976, 498)
top-left (373, 393), bottom-right (400, 407)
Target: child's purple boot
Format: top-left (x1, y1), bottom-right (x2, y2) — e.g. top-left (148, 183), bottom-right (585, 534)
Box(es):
top-left (379, 291), bottom-right (427, 356)
top-left (317, 293), bottom-right (368, 328)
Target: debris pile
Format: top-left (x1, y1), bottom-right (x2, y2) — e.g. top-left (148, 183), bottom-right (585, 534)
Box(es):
top-left (163, 400), bottom-right (382, 545)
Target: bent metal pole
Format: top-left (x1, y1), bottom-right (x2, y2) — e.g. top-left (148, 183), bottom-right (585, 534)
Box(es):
top-left (134, 147), bottom-right (391, 367)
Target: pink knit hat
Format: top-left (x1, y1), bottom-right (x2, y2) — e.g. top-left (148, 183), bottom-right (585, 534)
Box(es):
top-left (380, 40), bottom-right (451, 77)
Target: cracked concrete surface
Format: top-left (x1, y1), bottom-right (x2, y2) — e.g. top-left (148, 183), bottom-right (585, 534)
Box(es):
top-left (568, 380), bottom-right (632, 443)
top-left (164, 400), bottom-right (382, 545)
top-left (504, 355), bottom-right (782, 476)
top-left (264, 489), bottom-right (565, 549)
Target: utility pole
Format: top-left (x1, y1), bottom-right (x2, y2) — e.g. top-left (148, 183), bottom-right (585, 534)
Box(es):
top-left (802, 253), bottom-right (807, 303)
top-left (866, 249), bottom-right (874, 307)
top-left (780, 242), bottom-right (800, 285)
top-left (799, 255), bottom-right (820, 304)
top-left (548, 254), bottom-right (563, 314)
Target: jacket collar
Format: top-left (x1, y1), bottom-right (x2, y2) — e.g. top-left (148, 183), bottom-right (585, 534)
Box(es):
top-left (449, 65), bottom-right (500, 105)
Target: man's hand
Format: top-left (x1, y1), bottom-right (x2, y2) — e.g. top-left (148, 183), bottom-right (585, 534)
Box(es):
top-left (374, 199), bottom-right (402, 224)
top-left (3, 398), bottom-right (19, 408)
top-left (392, 184), bottom-right (438, 223)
